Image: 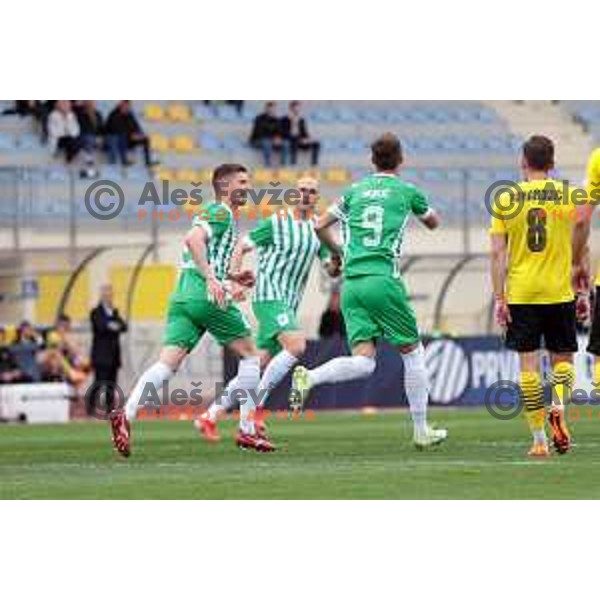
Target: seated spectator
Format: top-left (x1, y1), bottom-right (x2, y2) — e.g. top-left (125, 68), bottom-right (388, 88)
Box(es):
top-left (11, 321), bottom-right (44, 382)
top-left (0, 327), bottom-right (30, 384)
top-left (48, 100), bottom-right (81, 163)
top-left (104, 100), bottom-right (158, 167)
top-left (39, 315), bottom-right (90, 392)
top-left (75, 100), bottom-right (104, 166)
top-left (249, 101), bottom-right (289, 166)
top-left (281, 101), bottom-right (321, 166)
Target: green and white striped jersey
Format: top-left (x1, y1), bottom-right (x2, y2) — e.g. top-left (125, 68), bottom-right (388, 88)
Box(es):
top-left (174, 202), bottom-right (237, 299)
top-left (247, 211), bottom-right (323, 311)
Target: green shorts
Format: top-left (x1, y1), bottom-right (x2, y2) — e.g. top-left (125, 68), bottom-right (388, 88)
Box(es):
top-left (252, 300), bottom-right (299, 356)
top-left (163, 295), bottom-right (251, 351)
top-left (342, 274), bottom-right (419, 348)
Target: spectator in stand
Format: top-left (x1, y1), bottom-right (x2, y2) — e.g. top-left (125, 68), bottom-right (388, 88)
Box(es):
top-left (249, 101), bottom-right (289, 166)
top-left (281, 101), bottom-right (321, 166)
top-left (11, 321), bottom-right (44, 382)
top-left (75, 100), bottom-right (104, 166)
top-left (41, 315), bottom-right (90, 393)
top-left (104, 100), bottom-right (158, 167)
top-left (47, 100), bottom-right (81, 163)
top-left (88, 284), bottom-right (128, 415)
top-left (0, 326), bottom-right (30, 384)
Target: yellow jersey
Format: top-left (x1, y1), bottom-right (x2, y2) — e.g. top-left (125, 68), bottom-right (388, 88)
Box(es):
top-left (489, 178), bottom-right (576, 305)
top-left (587, 149), bottom-right (600, 285)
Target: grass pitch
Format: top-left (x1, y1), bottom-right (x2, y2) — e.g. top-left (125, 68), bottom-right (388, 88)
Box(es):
top-left (1, 408), bottom-right (599, 499)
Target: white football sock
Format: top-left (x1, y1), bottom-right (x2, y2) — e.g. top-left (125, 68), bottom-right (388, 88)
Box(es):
top-left (206, 376), bottom-right (239, 421)
top-left (401, 345), bottom-right (429, 437)
top-left (258, 350), bottom-right (298, 407)
top-left (236, 356), bottom-right (261, 435)
top-left (125, 361), bottom-right (173, 421)
top-left (308, 355), bottom-right (376, 387)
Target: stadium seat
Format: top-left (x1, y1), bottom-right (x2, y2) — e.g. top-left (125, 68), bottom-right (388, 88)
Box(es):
top-left (174, 168), bottom-right (198, 182)
top-left (167, 103), bottom-right (192, 123)
top-left (253, 168), bottom-right (276, 184)
top-left (144, 104), bottom-right (165, 121)
top-left (324, 168), bottom-right (350, 184)
top-left (149, 133), bottom-right (170, 152)
top-left (276, 168), bottom-right (299, 185)
top-left (155, 168), bottom-right (174, 181)
top-left (171, 135), bottom-right (195, 153)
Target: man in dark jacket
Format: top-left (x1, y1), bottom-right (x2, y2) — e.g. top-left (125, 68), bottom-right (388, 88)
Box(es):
top-left (280, 101), bottom-right (321, 166)
top-left (249, 101), bottom-right (289, 166)
top-left (104, 100), bottom-right (157, 167)
top-left (88, 284), bottom-right (128, 415)
top-left (75, 100), bottom-right (104, 166)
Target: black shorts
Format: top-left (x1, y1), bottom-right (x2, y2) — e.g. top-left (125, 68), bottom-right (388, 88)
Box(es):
top-left (505, 301), bottom-right (577, 354)
top-left (587, 288), bottom-right (600, 355)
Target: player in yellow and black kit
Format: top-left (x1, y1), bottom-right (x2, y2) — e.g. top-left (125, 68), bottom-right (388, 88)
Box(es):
top-left (583, 149), bottom-right (600, 377)
top-left (489, 135), bottom-right (589, 457)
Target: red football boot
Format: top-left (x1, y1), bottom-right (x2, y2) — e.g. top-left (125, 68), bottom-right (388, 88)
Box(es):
top-left (110, 410), bottom-right (131, 458)
top-left (194, 416), bottom-right (221, 443)
top-left (235, 430), bottom-right (276, 452)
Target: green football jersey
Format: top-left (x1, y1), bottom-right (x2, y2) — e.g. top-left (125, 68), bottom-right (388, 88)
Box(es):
top-left (329, 173), bottom-right (430, 278)
top-left (174, 202), bottom-right (237, 299)
top-left (248, 211), bottom-right (321, 311)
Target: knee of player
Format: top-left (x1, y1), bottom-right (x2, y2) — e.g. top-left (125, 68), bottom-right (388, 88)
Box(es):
top-left (285, 337), bottom-right (306, 358)
top-left (356, 355), bottom-right (377, 377)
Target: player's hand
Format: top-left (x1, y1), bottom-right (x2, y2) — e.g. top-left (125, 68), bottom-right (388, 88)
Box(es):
top-left (573, 262), bottom-right (590, 295)
top-left (229, 269), bottom-right (255, 288)
top-left (207, 275), bottom-right (227, 308)
top-left (576, 293), bottom-right (590, 322)
top-left (230, 282), bottom-right (249, 302)
top-left (325, 254), bottom-right (342, 278)
top-left (494, 296), bottom-right (511, 328)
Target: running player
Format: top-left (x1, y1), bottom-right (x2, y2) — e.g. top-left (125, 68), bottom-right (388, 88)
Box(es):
top-left (490, 135), bottom-right (589, 457)
top-left (110, 163), bottom-right (275, 456)
top-left (196, 176), bottom-right (341, 443)
top-left (289, 133), bottom-right (448, 449)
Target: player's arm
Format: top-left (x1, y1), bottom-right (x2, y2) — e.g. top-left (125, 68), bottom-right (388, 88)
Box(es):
top-left (315, 199), bottom-right (344, 255)
top-left (572, 205), bottom-right (591, 293)
top-left (419, 208), bottom-right (440, 230)
top-left (411, 186), bottom-right (440, 230)
top-left (185, 226), bottom-right (226, 308)
top-left (490, 233), bottom-right (511, 327)
top-left (228, 216), bottom-right (276, 287)
top-left (228, 237), bottom-right (255, 288)
top-left (318, 244), bottom-right (342, 278)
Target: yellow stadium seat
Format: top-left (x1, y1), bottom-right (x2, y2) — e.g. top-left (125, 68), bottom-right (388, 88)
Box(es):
top-left (144, 103), bottom-right (165, 121)
top-left (172, 135), bottom-right (195, 153)
top-left (197, 168), bottom-right (213, 184)
top-left (167, 103), bottom-right (192, 123)
top-left (275, 168), bottom-right (298, 185)
top-left (175, 168), bottom-right (198, 183)
top-left (253, 168), bottom-right (275, 184)
top-left (156, 168), bottom-right (174, 181)
top-left (325, 168), bottom-right (349, 184)
top-left (149, 133), bottom-right (169, 152)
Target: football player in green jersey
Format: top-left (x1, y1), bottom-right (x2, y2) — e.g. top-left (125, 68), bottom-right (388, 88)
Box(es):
top-left (290, 133), bottom-right (448, 448)
top-left (110, 163), bottom-right (275, 456)
top-left (197, 176), bottom-right (341, 442)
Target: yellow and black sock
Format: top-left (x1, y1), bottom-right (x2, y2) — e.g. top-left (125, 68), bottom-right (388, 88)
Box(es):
top-left (519, 371), bottom-right (546, 443)
top-left (593, 360), bottom-right (600, 391)
top-left (549, 361), bottom-right (575, 409)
